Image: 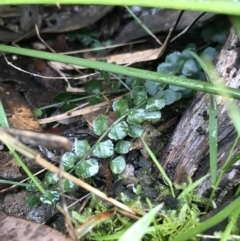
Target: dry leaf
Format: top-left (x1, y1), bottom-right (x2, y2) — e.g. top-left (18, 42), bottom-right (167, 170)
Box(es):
top-left (0, 211), bottom-right (73, 241)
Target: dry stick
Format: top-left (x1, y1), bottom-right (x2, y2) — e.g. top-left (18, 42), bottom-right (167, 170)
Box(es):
top-left (39, 96), bottom-right (122, 124)
top-left (1, 127), bottom-right (71, 151)
top-left (170, 12), bottom-right (206, 43)
top-left (3, 53), bottom-right (98, 80)
top-left (0, 128), bottom-right (135, 215)
top-left (50, 61), bottom-right (85, 93)
top-left (125, 6), bottom-right (162, 46)
top-left (35, 24), bottom-right (85, 91)
top-left (58, 162), bottom-right (78, 241)
top-left (12, 29), bottom-right (35, 46)
top-left (35, 24), bottom-right (55, 53)
top-left (60, 39), bottom-right (146, 55)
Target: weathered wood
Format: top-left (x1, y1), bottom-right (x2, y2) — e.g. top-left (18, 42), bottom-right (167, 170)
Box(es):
top-left (160, 29), bottom-right (240, 198)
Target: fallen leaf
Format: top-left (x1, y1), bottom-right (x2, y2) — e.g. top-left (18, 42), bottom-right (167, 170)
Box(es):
top-left (0, 211), bottom-right (73, 241)
top-left (0, 85), bottom-right (42, 131)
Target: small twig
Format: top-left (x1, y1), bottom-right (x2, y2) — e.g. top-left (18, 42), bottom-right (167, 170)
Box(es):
top-left (12, 29), bottom-right (35, 46)
top-left (104, 158), bottom-right (114, 197)
top-left (48, 61), bottom-right (85, 93)
top-left (58, 161), bottom-right (78, 241)
top-left (125, 6), bottom-right (162, 46)
top-left (2, 53), bottom-right (99, 80)
top-left (1, 127), bottom-right (71, 151)
top-left (35, 24), bottom-right (56, 53)
top-left (78, 194), bottom-right (92, 213)
top-left (66, 193), bottom-right (92, 210)
top-left (170, 12), bottom-right (206, 43)
top-left (39, 96), bottom-right (122, 124)
top-left (60, 39), bottom-right (146, 55)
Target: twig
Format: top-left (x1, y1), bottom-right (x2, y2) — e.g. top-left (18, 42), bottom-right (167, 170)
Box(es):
top-left (2, 53), bottom-right (99, 80)
top-left (39, 96), bottom-right (122, 124)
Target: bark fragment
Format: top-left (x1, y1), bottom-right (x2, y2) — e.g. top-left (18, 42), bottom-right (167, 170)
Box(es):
top-left (160, 30), bottom-right (240, 198)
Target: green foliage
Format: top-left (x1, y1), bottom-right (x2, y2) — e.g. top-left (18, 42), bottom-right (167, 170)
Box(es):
top-left (93, 115), bottom-right (108, 135)
top-left (75, 140), bottom-right (91, 158)
top-left (26, 42), bottom-right (198, 206)
top-left (127, 109), bottom-right (146, 124)
top-left (110, 156), bottom-right (126, 174)
top-left (1, 5), bottom-right (238, 241)
top-left (62, 179), bottom-right (77, 192)
top-left (119, 204), bottom-right (163, 241)
top-left (33, 108), bottom-right (43, 117)
top-left (115, 140), bottom-right (131, 154)
top-left (26, 178), bottom-right (42, 192)
top-left (44, 171), bottom-right (59, 185)
top-left (75, 158), bottom-right (99, 179)
top-left (157, 44), bottom-right (202, 81)
top-left (108, 121), bottom-right (129, 140)
top-left (68, 30), bottom-right (112, 51)
top-left (54, 92), bottom-right (77, 112)
top-left (50, 57), bottom-right (187, 181)
top-left (25, 193), bottom-right (41, 207)
top-left (128, 124), bottom-right (144, 137)
top-left (112, 99), bottom-right (129, 117)
top-left (201, 25), bottom-right (228, 45)
top-left (146, 97), bottom-right (165, 111)
top-left (62, 152), bottom-right (78, 170)
top-left (93, 140), bottom-right (114, 158)
top-left (85, 80), bottom-right (104, 105)
top-left (69, 192), bottom-right (204, 241)
top-left (40, 190), bottom-right (60, 204)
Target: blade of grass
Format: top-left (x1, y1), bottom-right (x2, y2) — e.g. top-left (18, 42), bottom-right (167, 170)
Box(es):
top-left (207, 137), bottom-right (240, 211)
top-left (220, 207), bottom-right (240, 241)
top-left (0, 102), bottom-right (9, 127)
top-left (188, 51), bottom-right (218, 186)
top-left (1, 1), bottom-right (240, 16)
top-left (125, 6), bottom-right (162, 46)
top-left (119, 204), bottom-right (163, 241)
top-left (230, 16), bottom-right (240, 36)
top-left (171, 196), bottom-right (240, 241)
top-left (1, 45), bottom-right (240, 99)
top-left (204, 61), bottom-right (240, 136)
top-left (208, 94), bottom-right (218, 185)
top-left (141, 137), bottom-right (175, 197)
top-left (193, 57), bottom-right (240, 210)
top-left (0, 179), bottom-right (30, 187)
top-left (0, 101), bottom-right (45, 194)
top-left (177, 174), bottom-right (209, 199)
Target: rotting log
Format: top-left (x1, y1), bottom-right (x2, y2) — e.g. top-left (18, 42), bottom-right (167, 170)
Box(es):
top-left (160, 29), bottom-right (240, 200)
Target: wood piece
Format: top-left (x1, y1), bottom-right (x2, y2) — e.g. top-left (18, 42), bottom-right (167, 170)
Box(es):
top-left (159, 29), bottom-right (240, 198)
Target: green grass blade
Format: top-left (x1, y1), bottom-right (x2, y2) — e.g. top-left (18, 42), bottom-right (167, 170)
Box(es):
top-left (209, 94), bottom-right (218, 185)
top-left (0, 101), bottom-right (45, 194)
top-left (0, 102), bottom-right (9, 127)
top-left (1, 1), bottom-right (240, 16)
top-left (230, 16), bottom-right (240, 36)
top-left (125, 6), bottom-right (161, 46)
top-left (220, 207), bottom-right (240, 241)
top-left (187, 51), bottom-right (218, 186)
top-left (177, 174), bottom-right (209, 199)
top-left (1, 45), bottom-right (240, 99)
top-left (141, 137), bottom-right (175, 197)
top-left (118, 204), bottom-right (163, 241)
top-left (172, 196), bottom-right (240, 241)
top-left (0, 179), bottom-right (30, 187)
top-left (203, 61), bottom-right (240, 137)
